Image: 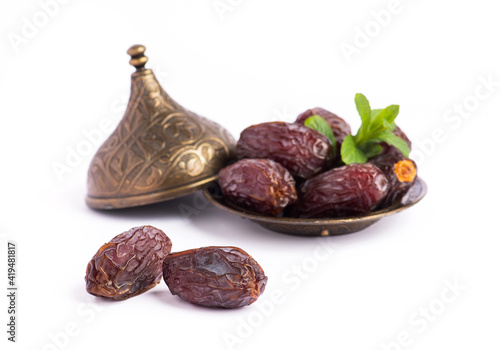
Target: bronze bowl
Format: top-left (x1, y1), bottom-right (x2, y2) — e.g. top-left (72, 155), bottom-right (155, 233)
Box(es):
top-left (203, 177), bottom-right (427, 236)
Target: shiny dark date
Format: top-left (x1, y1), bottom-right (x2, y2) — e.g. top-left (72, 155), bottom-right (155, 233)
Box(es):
top-left (218, 158), bottom-right (297, 216)
top-left (85, 225), bottom-right (172, 301)
top-left (369, 154), bottom-right (417, 208)
top-left (163, 246), bottom-right (267, 308)
top-left (291, 163), bottom-right (389, 218)
top-left (295, 107), bottom-right (351, 159)
top-left (236, 122), bottom-right (333, 179)
top-left (380, 125), bottom-right (412, 157)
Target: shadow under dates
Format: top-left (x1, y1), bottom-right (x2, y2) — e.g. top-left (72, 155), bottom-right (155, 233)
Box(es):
top-left (86, 185), bottom-right (398, 245)
top-left (85, 189), bottom-right (297, 244)
top-left (187, 202), bottom-right (310, 245)
top-left (148, 289), bottom-right (242, 314)
top-left (86, 194), bottom-right (198, 220)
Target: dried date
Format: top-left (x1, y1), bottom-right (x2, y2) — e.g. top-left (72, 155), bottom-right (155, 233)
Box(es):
top-left (380, 125), bottom-right (412, 157)
top-left (369, 154), bottom-right (417, 208)
top-left (236, 122), bottom-right (333, 179)
top-left (85, 225), bottom-right (172, 301)
top-left (291, 163), bottom-right (389, 218)
top-left (163, 246), bottom-right (267, 308)
top-left (295, 107), bottom-right (351, 159)
top-left (218, 159), bottom-right (297, 216)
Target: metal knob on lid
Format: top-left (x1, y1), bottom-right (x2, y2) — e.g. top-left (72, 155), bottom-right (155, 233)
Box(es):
top-left (127, 44), bottom-right (148, 70)
top-left (86, 45), bottom-right (236, 209)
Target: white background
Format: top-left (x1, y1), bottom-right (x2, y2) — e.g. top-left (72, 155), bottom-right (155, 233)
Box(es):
top-left (1, 0), bottom-right (499, 349)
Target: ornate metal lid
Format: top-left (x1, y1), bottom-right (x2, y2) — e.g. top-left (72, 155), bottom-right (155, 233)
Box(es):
top-left (86, 45), bottom-right (236, 209)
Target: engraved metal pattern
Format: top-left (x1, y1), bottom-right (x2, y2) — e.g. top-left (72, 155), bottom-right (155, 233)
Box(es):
top-left (86, 46), bottom-right (235, 209)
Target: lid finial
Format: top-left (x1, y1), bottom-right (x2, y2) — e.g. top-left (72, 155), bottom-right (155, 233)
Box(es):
top-left (127, 44), bottom-right (148, 70)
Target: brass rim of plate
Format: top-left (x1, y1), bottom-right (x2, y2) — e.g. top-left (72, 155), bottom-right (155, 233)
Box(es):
top-left (201, 177), bottom-right (427, 236)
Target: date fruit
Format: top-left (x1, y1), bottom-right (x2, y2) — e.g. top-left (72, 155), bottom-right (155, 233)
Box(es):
top-left (369, 154), bottom-right (417, 208)
top-left (295, 107), bottom-right (351, 157)
top-left (236, 122), bottom-right (333, 179)
top-left (218, 159), bottom-right (297, 216)
top-left (85, 225), bottom-right (172, 301)
top-left (292, 163), bottom-right (389, 218)
top-left (380, 125), bottom-right (412, 157)
top-left (163, 246), bottom-right (267, 308)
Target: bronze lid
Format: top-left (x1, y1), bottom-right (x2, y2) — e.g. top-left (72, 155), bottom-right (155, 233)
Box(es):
top-left (86, 45), bottom-right (236, 209)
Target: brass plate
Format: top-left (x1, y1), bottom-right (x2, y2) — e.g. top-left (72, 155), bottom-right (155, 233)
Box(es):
top-left (203, 177), bottom-right (427, 236)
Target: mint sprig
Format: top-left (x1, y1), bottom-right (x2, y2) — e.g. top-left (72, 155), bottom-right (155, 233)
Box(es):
top-left (304, 115), bottom-right (337, 156)
top-left (340, 93), bottom-right (410, 165)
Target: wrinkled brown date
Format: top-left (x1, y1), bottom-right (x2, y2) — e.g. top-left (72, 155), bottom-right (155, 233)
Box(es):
top-left (295, 107), bottom-right (351, 159)
top-left (218, 158), bottom-right (297, 216)
top-left (380, 125), bottom-right (412, 157)
top-left (369, 154), bottom-right (417, 208)
top-left (236, 122), bottom-right (333, 179)
top-left (291, 163), bottom-right (389, 218)
top-left (85, 225), bottom-right (172, 301)
top-left (163, 246), bottom-right (267, 308)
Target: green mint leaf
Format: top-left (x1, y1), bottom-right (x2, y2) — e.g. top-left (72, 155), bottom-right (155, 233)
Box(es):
top-left (360, 143), bottom-right (383, 159)
top-left (355, 93), bottom-right (371, 125)
top-left (341, 134), bottom-right (367, 164)
top-left (304, 115), bottom-right (337, 155)
top-left (371, 109), bottom-right (382, 120)
top-left (369, 105), bottom-right (399, 135)
top-left (383, 119), bottom-right (396, 131)
top-left (372, 131), bottom-right (410, 158)
top-left (344, 93), bottom-right (406, 164)
top-left (369, 120), bottom-right (396, 139)
top-left (365, 115), bottom-right (386, 138)
top-left (382, 104), bottom-right (399, 124)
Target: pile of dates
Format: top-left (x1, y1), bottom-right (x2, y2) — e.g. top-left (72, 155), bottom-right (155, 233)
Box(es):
top-left (85, 225), bottom-right (267, 308)
top-left (218, 96), bottom-right (418, 218)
